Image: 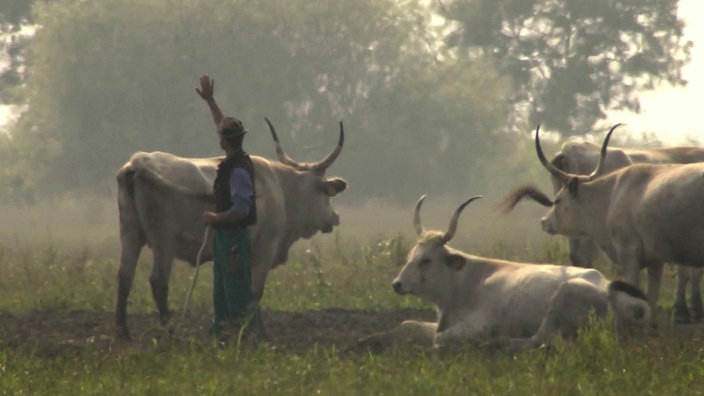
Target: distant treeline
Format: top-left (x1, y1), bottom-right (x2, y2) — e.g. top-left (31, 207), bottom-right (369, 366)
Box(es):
top-left (0, 0), bottom-right (689, 202)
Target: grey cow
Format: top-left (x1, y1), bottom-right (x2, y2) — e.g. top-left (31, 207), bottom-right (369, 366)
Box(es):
top-left (359, 195), bottom-right (650, 351)
top-left (500, 125), bottom-right (704, 327)
top-left (548, 132), bottom-right (704, 323)
top-left (115, 119), bottom-right (347, 339)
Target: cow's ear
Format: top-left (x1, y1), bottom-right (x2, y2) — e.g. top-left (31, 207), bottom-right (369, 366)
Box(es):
top-left (551, 154), bottom-right (568, 171)
top-left (567, 177), bottom-right (579, 198)
top-left (320, 178), bottom-right (347, 196)
top-left (445, 254), bottom-right (466, 271)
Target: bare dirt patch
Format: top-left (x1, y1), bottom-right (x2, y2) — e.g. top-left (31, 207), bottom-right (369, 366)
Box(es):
top-left (0, 308), bottom-right (436, 357)
top-left (1, 308), bottom-right (701, 358)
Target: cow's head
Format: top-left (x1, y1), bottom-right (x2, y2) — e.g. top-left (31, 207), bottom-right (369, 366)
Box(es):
top-left (265, 117), bottom-right (347, 237)
top-left (535, 124), bottom-right (620, 236)
top-left (392, 195), bottom-right (481, 305)
top-left (497, 124), bottom-right (622, 237)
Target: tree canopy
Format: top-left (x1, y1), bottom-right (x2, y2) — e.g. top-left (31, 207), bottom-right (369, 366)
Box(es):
top-left (0, 0), bottom-right (690, 202)
top-left (439, 0), bottom-right (691, 134)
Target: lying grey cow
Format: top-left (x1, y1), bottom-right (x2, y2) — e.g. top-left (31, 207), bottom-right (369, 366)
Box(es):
top-left (548, 133), bottom-right (704, 323)
top-left (359, 195), bottom-right (650, 351)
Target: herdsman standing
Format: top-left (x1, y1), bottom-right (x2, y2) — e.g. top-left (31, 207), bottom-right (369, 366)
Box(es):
top-left (196, 75), bottom-right (258, 339)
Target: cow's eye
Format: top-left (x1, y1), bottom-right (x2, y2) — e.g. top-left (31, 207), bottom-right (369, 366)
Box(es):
top-left (554, 198), bottom-right (561, 205)
top-left (419, 258), bottom-right (431, 267)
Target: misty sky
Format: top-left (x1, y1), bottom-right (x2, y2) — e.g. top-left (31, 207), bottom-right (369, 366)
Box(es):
top-left (607, 0), bottom-right (704, 144)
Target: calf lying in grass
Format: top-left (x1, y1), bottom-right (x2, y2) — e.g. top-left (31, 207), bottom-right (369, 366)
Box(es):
top-left (359, 195), bottom-right (650, 352)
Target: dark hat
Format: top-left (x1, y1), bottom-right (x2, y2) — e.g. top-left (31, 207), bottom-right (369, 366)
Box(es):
top-left (218, 117), bottom-right (248, 138)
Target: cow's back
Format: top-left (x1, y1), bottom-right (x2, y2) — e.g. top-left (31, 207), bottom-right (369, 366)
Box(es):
top-left (483, 264), bottom-right (608, 336)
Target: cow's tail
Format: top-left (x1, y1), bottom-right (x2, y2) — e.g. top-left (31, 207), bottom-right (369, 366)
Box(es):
top-left (607, 280), bottom-right (651, 327)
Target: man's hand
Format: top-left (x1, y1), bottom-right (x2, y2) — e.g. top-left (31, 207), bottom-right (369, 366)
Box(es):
top-left (202, 211), bottom-right (218, 226)
top-left (196, 75), bottom-right (214, 101)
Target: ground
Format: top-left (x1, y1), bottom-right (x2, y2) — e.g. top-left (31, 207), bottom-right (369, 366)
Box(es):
top-left (1, 308), bottom-right (701, 358)
top-left (0, 308), bottom-right (436, 357)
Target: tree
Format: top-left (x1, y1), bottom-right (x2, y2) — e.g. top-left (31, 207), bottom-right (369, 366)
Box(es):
top-left (438, 0), bottom-right (691, 134)
top-left (2, 0), bottom-right (514, 201)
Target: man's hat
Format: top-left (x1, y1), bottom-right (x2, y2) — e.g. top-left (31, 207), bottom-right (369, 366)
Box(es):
top-left (218, 117), bottom-right (248, 138)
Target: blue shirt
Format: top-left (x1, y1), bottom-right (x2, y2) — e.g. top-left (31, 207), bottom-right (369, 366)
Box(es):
top-left (228, 167), bottom-right (254, 216)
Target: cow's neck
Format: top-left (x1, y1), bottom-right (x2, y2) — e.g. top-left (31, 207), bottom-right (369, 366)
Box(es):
top-left (435, 252), bottom-right (495, 311)
top-left (279, 167), bottom-right (321, 241)
top-left (577, 178), bottom-right (616, 241)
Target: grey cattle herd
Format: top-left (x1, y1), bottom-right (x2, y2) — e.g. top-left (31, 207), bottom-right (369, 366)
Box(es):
top-left (116, 120), bottom-right (704, 350)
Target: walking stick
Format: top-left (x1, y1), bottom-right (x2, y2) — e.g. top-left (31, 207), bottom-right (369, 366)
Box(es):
top-left (180, 225), bottom-right (211, 321)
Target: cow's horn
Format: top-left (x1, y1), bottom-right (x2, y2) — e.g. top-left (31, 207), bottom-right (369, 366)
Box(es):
top-left (441, 195), bottom-right (482, 244)
top-left (312, 121), bottom-right (344, 172)
top-left (413, 195), bottom-right (427, 236)
top-left (535, 125), bottom-right (571, 185)
top-left (587, 123), bottom-right (621, 181)
top-left (264, 117), bottom-right (301, 169)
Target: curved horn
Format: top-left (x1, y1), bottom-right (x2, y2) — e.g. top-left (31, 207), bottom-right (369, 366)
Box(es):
top-left (312, 121), bottom-right (344, 173)
top-left (264, 117), bottom-right (301, 168)
top-left (413, 194), bottom-right (427, 236)
top-left (440, 195), bottom-right (483, 244)
top-left (587, 123), bottom-right (621, 181)
top-left (535, 125), bottom-right (571, 185)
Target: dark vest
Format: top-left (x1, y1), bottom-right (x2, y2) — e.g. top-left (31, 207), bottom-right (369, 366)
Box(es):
top-left (213, 152), bottom-right (257, 226)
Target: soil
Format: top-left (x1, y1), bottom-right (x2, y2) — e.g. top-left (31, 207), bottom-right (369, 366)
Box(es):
top-left (0, 308), bottom-right (436, 358)
top-left (1, 308), bottom-right (701, 358)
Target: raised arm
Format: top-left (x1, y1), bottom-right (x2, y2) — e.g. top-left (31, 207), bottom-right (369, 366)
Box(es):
top-left (195, 75), bottom-right (224, 130)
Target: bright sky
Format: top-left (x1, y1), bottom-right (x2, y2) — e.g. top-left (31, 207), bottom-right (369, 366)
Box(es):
top-left (608, 0), bottom-right (704, 144)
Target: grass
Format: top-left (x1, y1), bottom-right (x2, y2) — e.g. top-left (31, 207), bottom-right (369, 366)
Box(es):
top-left (0, 198), bottom-right (702, 395)
top-left (1, 325), bottom-right (703, 395)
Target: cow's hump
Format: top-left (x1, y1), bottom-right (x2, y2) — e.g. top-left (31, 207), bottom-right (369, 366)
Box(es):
top-left (130, 151), bottom-right (221, 196)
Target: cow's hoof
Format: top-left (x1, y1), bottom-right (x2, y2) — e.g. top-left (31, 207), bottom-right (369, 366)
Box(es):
top-left (673, 308), bottom-right (692, 324)
top-left (116, 327), bottom-right (131, 341)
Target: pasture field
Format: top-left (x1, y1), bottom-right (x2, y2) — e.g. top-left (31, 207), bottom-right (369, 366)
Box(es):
top-left (1, 197), bottom-right (704, 395)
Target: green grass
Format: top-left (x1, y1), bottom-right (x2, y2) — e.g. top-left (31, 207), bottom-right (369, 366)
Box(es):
top-left (0, 200), bottom-right (700, 395)
top-left (1, 326), bottom-right (703, 395)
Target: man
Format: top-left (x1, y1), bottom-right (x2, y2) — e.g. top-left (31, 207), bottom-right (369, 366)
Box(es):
top-left (196, 75), bottom-right (257, 339)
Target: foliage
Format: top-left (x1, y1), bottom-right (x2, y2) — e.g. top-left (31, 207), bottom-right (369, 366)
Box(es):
top-left (439, 0), bottom-right (691, 134)
top-left (0, 0), bottom-right (692, 203)
top-left (0, 0), bottom-right (510, 203)
top-left (0, 0), bottom-right (37, 106)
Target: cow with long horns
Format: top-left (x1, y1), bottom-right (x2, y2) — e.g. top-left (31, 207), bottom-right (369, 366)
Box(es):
top-left (545, 131), bottom-right (704, 323)
top-left (358, 195), bottom-right (650, 351)
top-left (499, 125), bottom-right (704, 327)
top-left (115, 119), bottom-right (347, 339)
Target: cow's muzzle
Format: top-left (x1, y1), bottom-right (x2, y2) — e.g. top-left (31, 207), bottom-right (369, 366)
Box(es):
top-left (321, 212), bottom-right (340, 233)
top-left (392, 280), bottom-right (406, 295)
top-left (540, 217), bottom-right (557, 234)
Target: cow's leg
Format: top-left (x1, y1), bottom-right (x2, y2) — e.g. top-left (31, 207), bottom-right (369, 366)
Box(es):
top-left (645, 261), bottom-right (664, 329)
top-left (690, 267), bottom-right (704, 322)
top-left (568, 238), bottom-right (599, 268)
top-left (149, 245), bottom-right (175, 326)
top-left (116, 235), bottom-right (144, 340)
top-left (673, 265), bottom-right (692, 324)
top-left (508, 279), bottom-right (608, 352)
top-left (358, 320), bottom-right (436, 351)
top-left (245, 239), bottom-right (278, 339)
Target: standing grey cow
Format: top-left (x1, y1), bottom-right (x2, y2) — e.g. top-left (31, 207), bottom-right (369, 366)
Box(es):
top-left (116, 119), bottom-right (347, 339)
top-left (499, 125), bottom-right (704, 327)
top-left (358, 195), bottom-right (650, 351)
top-left (548, 134), bottom-right (704, 323)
